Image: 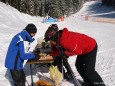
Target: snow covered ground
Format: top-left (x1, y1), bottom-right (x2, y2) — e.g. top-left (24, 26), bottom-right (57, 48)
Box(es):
top-left (77, 1), bottom-right (115, 18)
top-left (0, 1), bottom-right (115, 86)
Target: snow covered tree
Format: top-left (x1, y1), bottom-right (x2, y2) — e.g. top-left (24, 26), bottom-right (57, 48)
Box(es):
top-left (72, 0), bottom-right (80, 13)
top-left (27, 0), bottom-right (35, 15)
top-left (48, 0), bottom-right (61, 18)
top-left (34, 0), bottom-right (41, 16)
top-left (39, 0), bottom-right (45, 16)
top-left (16, 0), bottom-right (21, 10)
top-left (78, 0), bottom-right (85, 10)
top-left (44, 0), bottom-right (50, 15)
top-left (57, 0), bottom-right (66, 16)
top-left (0, 0), bottom-right (5, 3)
top-left (0, 0), bottom-right (87, 17)
top-left (20, 0), bottom-right (27, 13)
top-left (65, 0), bottom-right (74, 16)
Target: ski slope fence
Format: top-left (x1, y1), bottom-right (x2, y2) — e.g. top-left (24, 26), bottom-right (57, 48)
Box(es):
top-left (78, 15), bottom-right (115, 24)
top-left (91, 17), bottom-right (115, 24)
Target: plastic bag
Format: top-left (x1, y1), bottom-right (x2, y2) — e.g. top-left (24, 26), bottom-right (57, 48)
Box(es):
top-left (49, 65), bottom-right (63, 85)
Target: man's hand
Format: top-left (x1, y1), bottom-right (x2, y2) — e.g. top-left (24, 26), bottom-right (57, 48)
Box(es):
top-left (33, 52), bottom-right (40, 60)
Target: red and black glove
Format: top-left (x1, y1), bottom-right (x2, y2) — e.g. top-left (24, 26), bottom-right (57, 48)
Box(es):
top-left (50, 45), bottom-right (60, 57)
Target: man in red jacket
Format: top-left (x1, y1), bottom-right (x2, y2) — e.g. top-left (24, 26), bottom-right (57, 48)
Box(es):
top-left (44, 24), bottom-right (105, 86)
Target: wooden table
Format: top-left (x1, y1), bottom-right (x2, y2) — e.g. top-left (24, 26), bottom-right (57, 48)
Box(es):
top-left (27, 55), bottom-right (54, 86)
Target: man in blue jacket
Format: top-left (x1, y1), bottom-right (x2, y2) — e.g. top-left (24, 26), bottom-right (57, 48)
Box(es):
top-left (5, 23), bottom-right (39, 86)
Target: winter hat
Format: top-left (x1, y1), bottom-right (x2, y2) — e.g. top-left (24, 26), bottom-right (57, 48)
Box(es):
top-left (44, 24), bottom-right (58, 41)
top-left (25, 23), bottom-right (37, 33)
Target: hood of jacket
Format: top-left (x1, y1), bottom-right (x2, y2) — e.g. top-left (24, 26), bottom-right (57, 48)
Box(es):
top-left (16, 30), bottom-right (35, 44)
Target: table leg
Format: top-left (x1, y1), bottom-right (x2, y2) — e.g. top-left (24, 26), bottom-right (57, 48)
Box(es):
top-left (30, 64), bottom-right (34, 86)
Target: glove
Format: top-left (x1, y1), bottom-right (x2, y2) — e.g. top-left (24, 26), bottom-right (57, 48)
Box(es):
top-left (33, 52), bottom-right (40, 60)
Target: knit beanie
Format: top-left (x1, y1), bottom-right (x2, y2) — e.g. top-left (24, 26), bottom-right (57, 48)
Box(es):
top-left (25, 23), bottom-right (37, 33)
top-left (44, 24), bottom-right (58, 41)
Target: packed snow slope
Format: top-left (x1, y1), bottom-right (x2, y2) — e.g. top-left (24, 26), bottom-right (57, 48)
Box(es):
top-left (78, 1), bottom-right (115, 18)
top-left (0, 1), bottom-right (115, 86)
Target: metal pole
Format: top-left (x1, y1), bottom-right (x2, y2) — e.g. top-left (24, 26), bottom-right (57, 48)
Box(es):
top-left (58, 46), bottom-right (81, 86)
top-left (30, 64), bottom-right (34, 86)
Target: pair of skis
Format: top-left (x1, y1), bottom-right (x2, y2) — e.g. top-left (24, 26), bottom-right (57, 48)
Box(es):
top-left (58, 46), bottom-right (82, 86)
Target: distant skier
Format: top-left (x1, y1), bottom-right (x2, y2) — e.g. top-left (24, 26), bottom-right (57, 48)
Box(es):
top-left (5, 23), bottom-right (40, 86)
top-left (44, 24), bottom-right (105, 86)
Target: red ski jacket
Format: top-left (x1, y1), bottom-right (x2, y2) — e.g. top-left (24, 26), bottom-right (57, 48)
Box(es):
top-left (59, 28), bottom-right (96, 56)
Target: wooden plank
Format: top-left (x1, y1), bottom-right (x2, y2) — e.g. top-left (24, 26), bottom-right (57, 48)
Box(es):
top-left (27, 55), bottom-right (54, 64)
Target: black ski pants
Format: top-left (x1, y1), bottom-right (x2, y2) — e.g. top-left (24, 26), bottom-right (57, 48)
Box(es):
top-left (10, 69), bottom-right (26, 86)
top-left (75, 44), bottom-right (105, 86)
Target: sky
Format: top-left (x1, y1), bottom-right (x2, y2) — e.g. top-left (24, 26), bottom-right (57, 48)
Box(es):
top-left (0, 1), bottom-right (115, 86)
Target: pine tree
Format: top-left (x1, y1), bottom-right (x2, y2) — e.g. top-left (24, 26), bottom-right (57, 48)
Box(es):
top-left (48, 0), bottom-right (61, 18)
top-left (72, 0), bottom-right (80, 13)
top-left (34, 0), bottom-right (41, 16)
top-left (0, 0), bottom-right (5, 3)
top-left (20, 0), bottom-right (26, 13)
top-left (1, 0), bottom-right (88, 17)
top-left (44, 0), bottom-right (50, 15)
top-left (16, 0), bottom-right (21, 10)
top-left (65, 0), bottom-right (74, 16)
top-left (27, 0), bottom-right (35, 15)
top-left (78, 0), bottom-right (85, 10)
top-left (40, 0), bottom-right (45, 16)
top-left (57, 0), bottom-right (66, 16)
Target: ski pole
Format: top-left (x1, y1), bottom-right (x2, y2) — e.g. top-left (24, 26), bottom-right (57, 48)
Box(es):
top-left (63, 55), bottom-right (81, 86)
top-left (58, 46), bottom-right (81, 86)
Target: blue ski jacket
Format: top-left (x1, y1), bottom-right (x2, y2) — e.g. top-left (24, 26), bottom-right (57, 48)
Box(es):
top-left (5, 30), bottom-right (35, 70)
